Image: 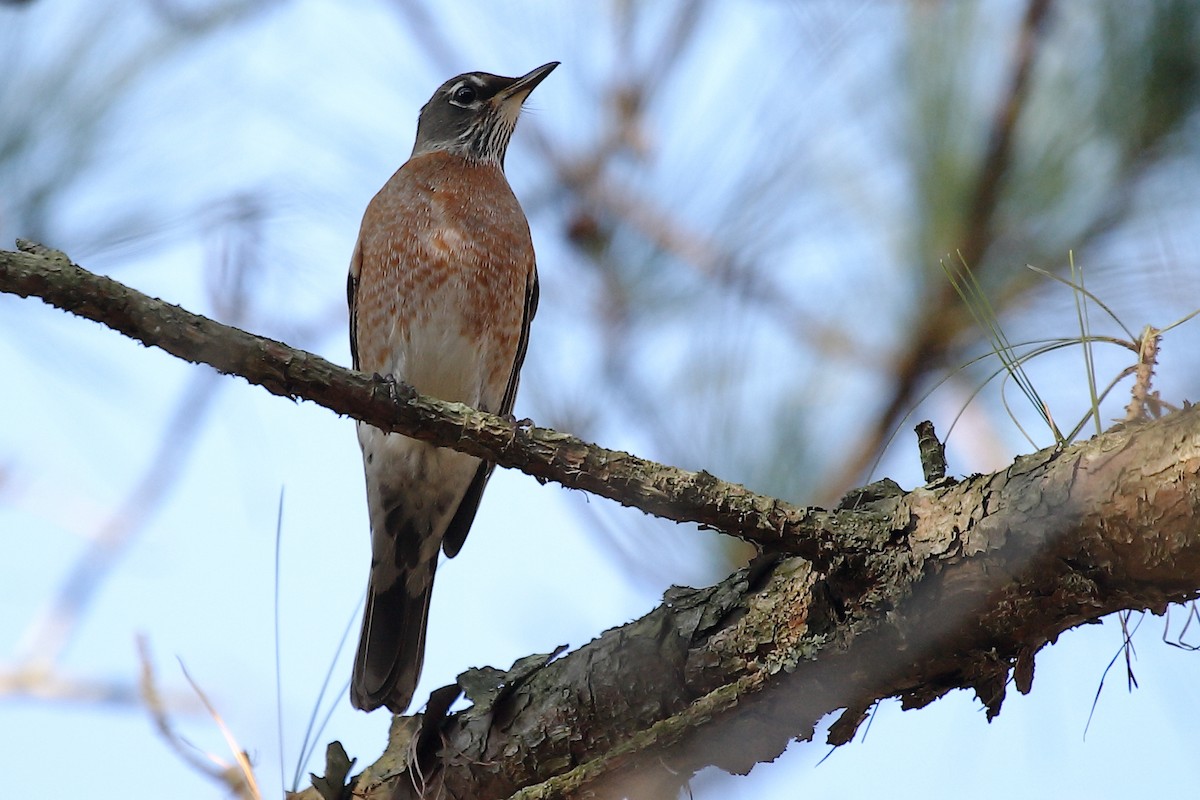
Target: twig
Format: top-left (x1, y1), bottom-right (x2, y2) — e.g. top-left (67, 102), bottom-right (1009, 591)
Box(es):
top-left (139, 636), bottom-right (261, 800)
top-left (1124, 325), bottom-right (1162, 421)
top-left (914, 420), bottom-right (947, 483)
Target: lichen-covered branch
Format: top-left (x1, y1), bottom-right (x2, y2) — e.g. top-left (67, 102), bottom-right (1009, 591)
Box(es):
top-left (0, 242), bottom-right (844, 563)
top-left (325, 405), bottom-right (1200, 800)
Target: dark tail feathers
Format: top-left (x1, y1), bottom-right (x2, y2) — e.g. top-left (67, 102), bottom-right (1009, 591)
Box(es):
top-left (350, 564), bottom-right (435, 713)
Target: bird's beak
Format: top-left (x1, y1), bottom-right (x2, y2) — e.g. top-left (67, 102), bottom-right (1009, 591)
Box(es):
top-left (496, 62), bottom-right (559, 105)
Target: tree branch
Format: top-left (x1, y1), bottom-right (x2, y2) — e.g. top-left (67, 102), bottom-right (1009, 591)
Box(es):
top-left (0, 241), bottom-right (845, 563)
top-left (334, 400), bottom-right (1200, 800)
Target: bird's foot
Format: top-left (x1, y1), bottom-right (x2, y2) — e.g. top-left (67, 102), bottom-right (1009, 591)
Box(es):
top-left (375, 373), bottom-right (417, 403)
top-left (503, 413), bottom-right (536, 433)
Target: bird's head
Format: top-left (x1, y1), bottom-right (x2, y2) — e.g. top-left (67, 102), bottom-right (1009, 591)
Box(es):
top-left (411, 62), bottom-right (558, 166)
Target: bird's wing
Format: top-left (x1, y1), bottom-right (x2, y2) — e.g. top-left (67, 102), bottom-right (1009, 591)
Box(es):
top-left (347, 237), bottom-right (362, 370)
top-left (500, 269), bottom-right (540, 417)
top-left (441, 269), bottom-right (539, 559)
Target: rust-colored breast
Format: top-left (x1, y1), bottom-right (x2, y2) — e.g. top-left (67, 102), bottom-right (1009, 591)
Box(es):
top-left (350, 151), bottom-right (535, 410)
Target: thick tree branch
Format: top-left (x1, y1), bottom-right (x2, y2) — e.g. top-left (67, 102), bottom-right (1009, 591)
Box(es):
top-left (340, 405), bottom-right (1200, 800)
top-left (0, 242), bottom-right (845, 563)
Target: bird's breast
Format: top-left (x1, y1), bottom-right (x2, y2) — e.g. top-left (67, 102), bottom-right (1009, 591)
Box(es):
top-left (353, 152), bottom-right (534, 411)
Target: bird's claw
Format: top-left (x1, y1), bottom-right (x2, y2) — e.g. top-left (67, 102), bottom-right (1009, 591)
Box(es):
top-left (504, 414), bottom-right (535, 434)
top-left (376, 373), bottom-right (416, 403)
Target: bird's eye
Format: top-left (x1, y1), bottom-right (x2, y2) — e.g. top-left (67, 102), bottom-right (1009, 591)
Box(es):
top-left (451, 85), bottom-right (477, 105)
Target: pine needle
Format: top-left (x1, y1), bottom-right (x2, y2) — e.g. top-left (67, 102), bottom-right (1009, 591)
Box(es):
top-left (1067, 252), bottom-right (1104, 436)
top-left (942, 252), bottom-right (1063, 444)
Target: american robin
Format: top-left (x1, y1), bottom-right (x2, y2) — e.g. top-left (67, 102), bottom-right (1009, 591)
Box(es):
top-left (347, 62), bottom-right (558, 713)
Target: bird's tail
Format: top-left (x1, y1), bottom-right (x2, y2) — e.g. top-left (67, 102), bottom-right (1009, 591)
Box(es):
top-left (350, 561), bottom-right (435, 713)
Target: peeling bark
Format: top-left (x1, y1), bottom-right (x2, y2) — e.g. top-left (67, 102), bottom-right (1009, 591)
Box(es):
top-left (321, 408), bottom-right (1200, 800)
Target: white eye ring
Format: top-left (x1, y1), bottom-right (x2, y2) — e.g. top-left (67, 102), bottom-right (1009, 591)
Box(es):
top-left (451, 84), bottom-right (477, 106)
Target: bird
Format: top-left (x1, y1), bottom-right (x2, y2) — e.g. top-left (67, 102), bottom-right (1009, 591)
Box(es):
top-left (346, 62), bottom-right (557, 713)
